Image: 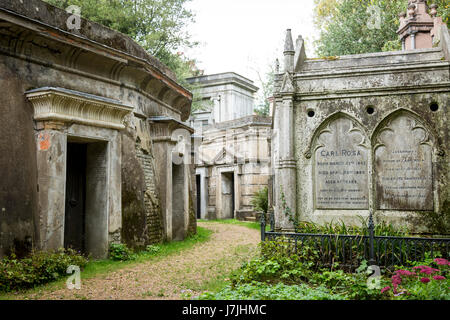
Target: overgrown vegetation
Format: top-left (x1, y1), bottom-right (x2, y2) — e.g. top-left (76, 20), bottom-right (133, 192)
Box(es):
top-left (199, 282), bottom-right (346, 300)
top-left (314, 0), bottom-right (450, 57)
top-left (250, 187), bottom-right (268, 215)
top-left (0, 249), bottom-right (88, 293)
top-left (294, 218), bottom-right (409, 237)
top-left (198, 238), bottom-right (450, 300)
top-left (109, 243), bottom-right (136, 261)
top-left (380, 257), bottom-right (450, 300)
top-left (0, 227), bottom-right (211, 297)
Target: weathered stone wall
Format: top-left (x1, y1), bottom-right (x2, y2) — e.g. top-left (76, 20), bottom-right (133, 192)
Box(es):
top-left (272, 28), bottom-right (450, 234)
top-left (197, 116), bottom-right (272, 219)
top-left (0, 0), bottom-right (194, 257)
top-left (0, 64), bottom-right (37, 258)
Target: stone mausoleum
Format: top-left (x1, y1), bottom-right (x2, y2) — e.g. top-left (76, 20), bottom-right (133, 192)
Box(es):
top-left (271, 0), bottom-right (449, 234)
top-left (0, 0), bottom-right (196, 259)
top-left (187, 73), bottom-right (272, 221)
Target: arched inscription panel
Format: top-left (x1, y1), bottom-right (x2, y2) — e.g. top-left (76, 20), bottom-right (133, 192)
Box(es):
top-left (374, 113), bottom-right (433, 211)
top-left (313, 116), bottom-right (369, 209)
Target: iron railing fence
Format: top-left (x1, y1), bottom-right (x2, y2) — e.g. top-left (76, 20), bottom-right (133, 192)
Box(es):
top-left (260, 211), bottom-right (450, 272)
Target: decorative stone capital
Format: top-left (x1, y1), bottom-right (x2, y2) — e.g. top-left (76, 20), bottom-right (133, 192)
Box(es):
top-left (26, 87), bottom-right (133, 130)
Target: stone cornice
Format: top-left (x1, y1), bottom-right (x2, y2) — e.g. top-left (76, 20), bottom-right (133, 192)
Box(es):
top-left (25, 87), bottom-right (133, 130)
top-left (148, 116), bottom-right (195, 134)
top-left (295, 82), bottom-right (450, 101)
top-left (294, 60), bottom-right (449, 80)
top-left (0, 2), bottom-right (193, 120)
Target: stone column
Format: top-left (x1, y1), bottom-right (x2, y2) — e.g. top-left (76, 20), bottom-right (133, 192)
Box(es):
top-left (275, 95), bottom-right (297, 230)
top-left (150, 127), bottom-right (175, 241)
top-left (197, 167), bottom-right (209, 219)
top-left (35, 122), bottom-right (67, 250)
top-left (411, 32), bottom-right (416, 49)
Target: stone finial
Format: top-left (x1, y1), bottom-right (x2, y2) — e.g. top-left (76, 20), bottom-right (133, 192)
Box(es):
top-left (397, 0), bottom-right (444, 50)
top-left (275, 58), bottom-right (280, 73)
top-left (407, 4), bottom-right (417, 17)
top-left (283, 29), bottom-right (295, 73)
top-left (430, 4), bottom-right (438, 17)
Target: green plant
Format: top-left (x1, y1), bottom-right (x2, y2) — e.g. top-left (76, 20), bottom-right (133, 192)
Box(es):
top-left (109, 243), bottom-right (136, 261)
top-left (198, 281), bottom-right (346, 300)
top-left (381, 258), bottom-right (450, 300)
top-left (279, 186), bottom-right (299, 230)
top-left (251, 187), bottom-right (268, 214)
top-left (0, 248), bottom-right (88, 293)
top-left (145, 245), bottom-right (161, 255)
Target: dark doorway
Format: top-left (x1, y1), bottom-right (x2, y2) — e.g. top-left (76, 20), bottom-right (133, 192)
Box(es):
top-left (64, 143), bottom-right (87, 253)
top-left (196, 174), bottom-right (201, 219)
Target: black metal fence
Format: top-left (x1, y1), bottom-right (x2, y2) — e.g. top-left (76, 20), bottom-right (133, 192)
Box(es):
top-left (260, 211), bottom-right (450, 271)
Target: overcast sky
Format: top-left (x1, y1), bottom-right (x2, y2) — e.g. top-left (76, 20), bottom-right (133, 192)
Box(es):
top-left (185, 0), bottom-right (319, 85)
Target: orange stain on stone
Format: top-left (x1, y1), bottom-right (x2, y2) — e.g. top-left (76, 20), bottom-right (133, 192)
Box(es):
top-left (39, 133), bottom-right (50, 151)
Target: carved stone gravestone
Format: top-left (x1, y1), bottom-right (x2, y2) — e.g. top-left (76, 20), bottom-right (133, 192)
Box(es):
top-left (314, 116), bottom-right (369, 209)
top-left (374, 112), bottom-right (433, 211)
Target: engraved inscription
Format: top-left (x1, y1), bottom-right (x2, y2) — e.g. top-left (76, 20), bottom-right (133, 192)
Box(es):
top-left (375, 114), bottom-right (433, 211)
top-left (314, 117), bottom-right (369, 209)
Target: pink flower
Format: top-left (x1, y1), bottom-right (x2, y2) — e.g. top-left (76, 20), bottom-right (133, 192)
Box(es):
top-left (420, 277), bottom-right (430, 283)
top-left (381, 286), bottom-right (391, 294)
top-left (413, 265), bottom-right (440, 275)
top-left (432, 275), bottom-right (446, 281)
top-left (434, 258), bottom-right (449, 266)
top-left (395, 269), bottom-right (415, 276)
top-left (391, 275), bottom-right (402, 285)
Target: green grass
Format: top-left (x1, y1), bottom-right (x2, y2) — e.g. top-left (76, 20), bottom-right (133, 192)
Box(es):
top-left (199, 218), bottom-right (269, 231)
top-left (0, 227), bottom-right (212, 300)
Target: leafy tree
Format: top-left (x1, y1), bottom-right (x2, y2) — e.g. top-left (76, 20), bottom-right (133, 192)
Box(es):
top-left (254, 65), bottom-right (275, 117)
top-left (314, 0), bottom-right (450, 57)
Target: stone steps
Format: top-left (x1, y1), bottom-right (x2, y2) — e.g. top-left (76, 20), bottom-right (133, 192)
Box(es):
top-left (244, 216), bottom-right (257, 222)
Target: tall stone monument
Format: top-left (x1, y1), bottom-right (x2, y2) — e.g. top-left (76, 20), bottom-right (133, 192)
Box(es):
top-left (271, 1), bottom-right (449, 234)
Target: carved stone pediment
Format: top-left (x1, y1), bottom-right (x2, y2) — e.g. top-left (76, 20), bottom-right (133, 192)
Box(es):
top-left (25, 87), bottom-right (133, 130)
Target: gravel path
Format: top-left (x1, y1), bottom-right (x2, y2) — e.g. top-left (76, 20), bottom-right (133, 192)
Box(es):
top-left (21, 222), bottom-right (260, 300)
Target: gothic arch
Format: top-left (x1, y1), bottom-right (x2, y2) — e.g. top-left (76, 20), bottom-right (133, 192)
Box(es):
top-left (371, 108), bottom-right (436, 149)
top-left (371, 108), bottom-right (435, 211)
top-left (305, 112), bottom-right (368, 159)
top-left (309, 112), bottom-right (370, 210)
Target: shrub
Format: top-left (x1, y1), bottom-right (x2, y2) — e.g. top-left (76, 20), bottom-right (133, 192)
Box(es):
top-left (145, 245), bottom-right (161, 255)
top-left (309, 261), bottom-right (388, 300)
top-left (198, 282), bottom-right (346, 300)
top-left (250, 187), bottom-right (268, 214)
top-left (294, 217), bottom-right (409, 237)
top-left (0, 248), bottom-right (88, 292)
top-left (109, 243), bottom-right (136, 261)
top-left (229, 239), bottom-right (318, 286)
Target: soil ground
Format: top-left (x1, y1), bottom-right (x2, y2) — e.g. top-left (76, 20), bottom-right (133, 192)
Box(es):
top-left (15, 221), bottom-right (260, 300)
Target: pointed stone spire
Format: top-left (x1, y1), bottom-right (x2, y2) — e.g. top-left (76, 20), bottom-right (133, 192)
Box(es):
top-left (283, 29), bottom-right (295, 73)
